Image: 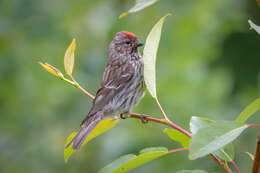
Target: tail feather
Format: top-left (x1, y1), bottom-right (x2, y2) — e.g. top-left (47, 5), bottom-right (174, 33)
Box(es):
top-left (66, 111), bottom-right (103, 150)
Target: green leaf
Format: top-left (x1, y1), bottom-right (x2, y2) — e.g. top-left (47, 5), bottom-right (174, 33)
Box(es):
top-left (190, 116), bottom-right (235, 161)
top-left (98, 147), bottom-right (168, 173)
top-left (248, 20), bottom-right (260, 35)
top-left (99, 154), bottom-right (136, 173)
top-left (64, 118), bottom-right (119, 162)
top-left (143, 13), bottom-right (171, 98)
top-left (163, 128), bottom-right (190, 148)
top-left (236, 98), bottom-right (260, 123)
top-left (176, 170), bottom-right (207, 173)
top-left (190, 116), bottom-right (215, 135)
top-left (213, 144), bottom-right (234, 161)
top-left (119, 0), bottom-right (159, 19)
top-left (64, 38), bottom-right (76, 76)
top-left (189, 121), bottom-right (248, 160)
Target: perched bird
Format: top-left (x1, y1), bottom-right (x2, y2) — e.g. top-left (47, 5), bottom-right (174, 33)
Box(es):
top-left (67, 31), bottom-right (145, 150)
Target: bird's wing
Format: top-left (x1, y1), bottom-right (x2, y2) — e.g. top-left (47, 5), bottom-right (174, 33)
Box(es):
top-left (89, 62), bottom-right (135, 115)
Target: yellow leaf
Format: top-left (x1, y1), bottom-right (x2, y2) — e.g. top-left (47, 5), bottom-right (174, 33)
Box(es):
top-left (64, 118), bottom-right (119, 162)
top-left (64, 132), bottom-right (77, 163)
top-left (119, 12), bottom-right (129, 19)
top-left (64, 39), bottom-right (76, 76)
top-left (39, 62), bottom-right (63, 78)
top-left (245, 152), bottom-right (254, 161)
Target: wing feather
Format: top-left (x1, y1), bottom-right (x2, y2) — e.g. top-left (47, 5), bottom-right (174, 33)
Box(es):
top-left (90, 62), bottom-right (135, 114)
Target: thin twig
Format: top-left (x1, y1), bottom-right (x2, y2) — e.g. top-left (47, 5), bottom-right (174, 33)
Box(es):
top-left (70, 75), bottom-right (95, 99)
top-left (231, 160), bottom-right (240, 173)
top-left (155, 98), bottom-right (170, 121)
top-left (130, 113), bottom-right (191, 137)
top-left (252, 127), bottom-right (260, 173)
top-left (63, 77), bottom-right (235, 173)
top-left (168, 148), bottom-right (189, 153)
top-left (223, 161), bottom-right (233, 173)
top-left (248, 124), bottom-right (260, 127)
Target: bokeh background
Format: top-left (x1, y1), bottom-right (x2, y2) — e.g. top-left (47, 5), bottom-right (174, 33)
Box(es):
top-left (0, 0), bottom-right (260, 172)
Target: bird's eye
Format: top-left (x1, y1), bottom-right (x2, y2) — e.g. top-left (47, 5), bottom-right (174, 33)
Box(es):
top-left (126, 41), bottom-right (131, 45)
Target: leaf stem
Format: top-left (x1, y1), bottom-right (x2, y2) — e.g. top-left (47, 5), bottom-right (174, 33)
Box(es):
top-left (248, 124), bottom-right (260, 127)
top-left (155, 98), bottom-right (170, 121)
top-left (168, 148), bottom-right (189, 153)
top-left (60, 76), bottom-right (76, 86)
top-left (166, 119), bottom-right (192, 138)
top-left (223, 161), bottom-right (233, 173)
top-left (231, 160), bottom-right (240, 173)
top-left (71, 76), bottom-right (95, 99)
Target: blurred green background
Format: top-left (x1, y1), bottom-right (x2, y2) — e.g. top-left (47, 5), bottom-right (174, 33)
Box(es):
top-left (0, 0), bottom-right (260, 172)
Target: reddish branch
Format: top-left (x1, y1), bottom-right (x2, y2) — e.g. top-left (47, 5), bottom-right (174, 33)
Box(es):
top-left (129, 113), bottom-right (237, 173)
top-left (168, 148), bottom-right (189, 153)
top-left (130, 113), bottom-right (191, 137)
top-left (70, 80), bottom-right (239, 173)
top-left (252, 127), bottom-right (260, 173)
top-left (231, 160), bottom-right (240, 173)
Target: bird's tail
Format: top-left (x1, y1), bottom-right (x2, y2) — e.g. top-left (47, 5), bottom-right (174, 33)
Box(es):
top-left (66, 111), bottom-right (103, 150)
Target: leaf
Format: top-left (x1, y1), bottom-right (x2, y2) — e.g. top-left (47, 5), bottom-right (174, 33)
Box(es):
top-left (190, 116), bottom-right (235, 161)
top-left (119, 0), bottom-right (159, 19)
top-left (245, 152), bottom-right (254, 160)
top-left (163, 128), bottom-right (190, 148)
top-left (98, 147), bottom-right (168, 173)
top-left (248, 20), bottom-right (260, 35)
top-left (143, 13), bottom-right (171, 98)
top-left (64, 118), bottom-right (119, 162)
top-left (176, 170), bottom-right (207, 173)
top-left (39, 62), bottom-right (63, 78)
top-left (64, 132), bottom-right (77, 162)
top-left (236, 98), bottom-right (260, 123)
top-left (64, 38), bottom-right (76, 76)
top-left (190, 116), bottom-right (215, 135)
top-left (213, 144), bottom-right (234, 161)
top-left (189, 121), bottom-right (248, 160)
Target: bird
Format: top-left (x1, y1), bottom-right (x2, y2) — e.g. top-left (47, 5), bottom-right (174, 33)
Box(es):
top-left (66, 31), bottom-right (146, 150)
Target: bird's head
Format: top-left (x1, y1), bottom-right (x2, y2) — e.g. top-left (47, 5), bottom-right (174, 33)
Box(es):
top-left (109, 31), bottom-right (144, 59)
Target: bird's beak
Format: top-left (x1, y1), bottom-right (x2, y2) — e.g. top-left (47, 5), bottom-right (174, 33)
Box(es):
top-left (136, 40), bottom-right (144, 47)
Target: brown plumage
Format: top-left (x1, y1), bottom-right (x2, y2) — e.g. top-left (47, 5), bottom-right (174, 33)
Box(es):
top-left (66, 31), bottom-right (145, 150)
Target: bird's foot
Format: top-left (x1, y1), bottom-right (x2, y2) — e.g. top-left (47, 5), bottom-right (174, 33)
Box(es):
top-left (139, 114), bottom-right (149, 124)
top-left (120, 114), bottom-right (129, 119)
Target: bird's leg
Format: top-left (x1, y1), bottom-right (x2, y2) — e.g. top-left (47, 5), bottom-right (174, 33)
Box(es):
top-left (120, 113), bottom-right (148, 123)
top-left (139, 114), bottom-right (149, 124)
top-left (120, 113), bottom-right (129, 119)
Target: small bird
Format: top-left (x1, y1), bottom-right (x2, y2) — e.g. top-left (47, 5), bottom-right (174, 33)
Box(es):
top-left (67, 31), bottom-right (145, 150)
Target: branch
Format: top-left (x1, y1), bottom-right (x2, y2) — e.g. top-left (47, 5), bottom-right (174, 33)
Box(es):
top-left (70, 75), bottom-right (95, 99)
top-left (62, 77), bottom-right (234, 173)
top-left (231, 160), bottom-right (240, 173)
top-left (252, 127), bottom-right (260, 173)
top-left (168, 148), bottom-right (189, 153)
top-left (130, 113), bottom-right (191, 137)
top-left (223, 161), bottom-right (233, 173)
top-left (130, 113), bottom-right (234, 173)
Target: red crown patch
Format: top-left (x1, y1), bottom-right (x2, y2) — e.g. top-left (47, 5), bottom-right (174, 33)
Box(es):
top-left (123, 31), bottom-right (136, 38)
